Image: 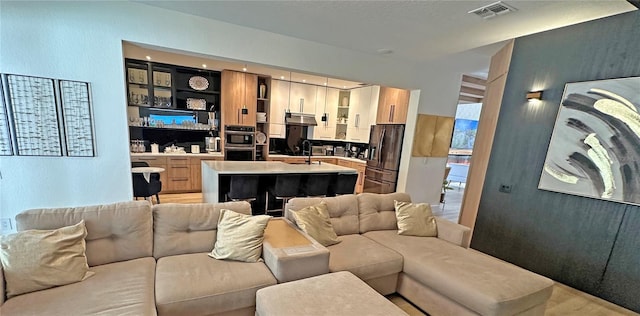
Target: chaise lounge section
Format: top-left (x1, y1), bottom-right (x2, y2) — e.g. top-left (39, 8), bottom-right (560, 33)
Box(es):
top-left (285, 192), bottom-right (555, 316)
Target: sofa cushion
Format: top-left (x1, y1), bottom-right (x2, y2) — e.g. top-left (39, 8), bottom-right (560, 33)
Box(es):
top-left (0, 257), bottom-right (156, 315)
top-left (358, 192), bottom-right (411, 233)
top-left (291, 202), bottom-right (341, 246)
top-left (286, 195), bottom-right (359, 236)
top-left (155, 253), bottom-right (277, 316)
top-left (364, 230), bottom-right (554, 316)
top-left (394, 201), bottom-right (438, 237)
top-left (210, 210), bottom-right (271, 262)
top-left (0, 220), bottom-right (93, 298)
top-left (152, 202), bottom-right (251, 259)
top-left (328, 234), bottom-right (403, 281)
top-left (16, 201), bottom-right (153, 266)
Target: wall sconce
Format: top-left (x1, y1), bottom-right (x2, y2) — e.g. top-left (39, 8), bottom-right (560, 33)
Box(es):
top-left (526, 91), bottom-right (543, 101)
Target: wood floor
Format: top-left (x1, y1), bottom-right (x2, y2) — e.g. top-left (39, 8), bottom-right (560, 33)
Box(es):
top-left (157, 192), bottom-right (638, 316)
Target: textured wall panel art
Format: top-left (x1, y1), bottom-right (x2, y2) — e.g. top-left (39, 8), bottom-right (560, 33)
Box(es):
top-left (0, 83), bottom-right (13, 155)
top-left (60, 80), bottom-right (95, 157)
top-left (539, 77), bottom-right (640, 204)
top-left (6, 74), bottom-right (62, 156)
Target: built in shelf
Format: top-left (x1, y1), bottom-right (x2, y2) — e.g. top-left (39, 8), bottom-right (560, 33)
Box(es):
top-left (129, 125), bottom-right (213, 132)
top-left (176, 88), bottom-right (220, 95)
top-left (257, 98), bottom-right (269, 101)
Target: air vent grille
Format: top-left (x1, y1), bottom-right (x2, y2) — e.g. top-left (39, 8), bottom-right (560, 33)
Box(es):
top-left (469, 1), bottom-right (517, 20)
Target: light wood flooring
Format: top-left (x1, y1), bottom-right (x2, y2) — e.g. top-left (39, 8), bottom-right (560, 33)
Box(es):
top-left (156, 192), bottom-right (638, 316)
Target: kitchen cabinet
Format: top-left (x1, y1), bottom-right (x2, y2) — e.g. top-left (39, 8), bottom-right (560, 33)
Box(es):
top-left (166, 157), bottom-right (191, 191)
top-left (190, 156), bottom-right (224, 191)
top-left (269, 79), bottom-right (289, 139)
top-left (311, 87), bottom-right (339, 141)
top-left (376, 86), bottom-right (410, 124)
top-left (346, 86), bottom-right (379, 143)
top-left (221, 70), bottom-right (257, 127)
top-left (289, 82), bottom-right (317, 114)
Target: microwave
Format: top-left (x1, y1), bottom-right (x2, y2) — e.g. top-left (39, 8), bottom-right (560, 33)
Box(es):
top-left (225, 125), bottom-right (255, 147)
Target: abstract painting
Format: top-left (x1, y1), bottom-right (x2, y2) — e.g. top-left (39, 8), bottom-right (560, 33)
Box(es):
top-left (539, 76), bottom-right (640, 205)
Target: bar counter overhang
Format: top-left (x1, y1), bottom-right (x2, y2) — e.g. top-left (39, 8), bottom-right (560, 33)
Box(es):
top-left (202, 161), bottom-right (357, 203)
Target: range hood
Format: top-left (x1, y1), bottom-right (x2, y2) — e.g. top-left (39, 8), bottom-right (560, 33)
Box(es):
top-left (285, 113), bottom-right (318, 126)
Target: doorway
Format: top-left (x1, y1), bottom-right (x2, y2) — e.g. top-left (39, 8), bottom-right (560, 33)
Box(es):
top-left (438, 74), bottom-right (486, 223)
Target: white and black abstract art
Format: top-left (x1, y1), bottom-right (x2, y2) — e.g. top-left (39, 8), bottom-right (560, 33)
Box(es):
top-left (539, 77), bottom-right (640, 205)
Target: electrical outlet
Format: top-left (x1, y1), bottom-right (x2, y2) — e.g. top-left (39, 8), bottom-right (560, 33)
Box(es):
top-left (1, 218), bottom-right (12, 233)
top-left (499, 184), bottom-right (512, 193)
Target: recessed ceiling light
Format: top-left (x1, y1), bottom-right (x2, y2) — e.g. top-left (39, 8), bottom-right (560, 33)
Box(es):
top-left (302, 79), bottom-right (306, 83)
top-left (202, 64), bottom-right (207, 68)
top-left (242, 65), bottom-right (247, 72)
top-left (280, 76), bottom-right (285, 80)
top-left (376, 48), bottom-right (393, 55)
top-left (343, 86), bottom-right (347, 89)
top-left (145, 55), bottom-right (151, 60)
top-left (324, 82), bottom-right (327, 85)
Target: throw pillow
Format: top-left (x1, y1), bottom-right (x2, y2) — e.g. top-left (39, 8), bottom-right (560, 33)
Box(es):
top-left (291, 203), bottom-right (341, 247)
top-left (394, 200), bottom-right (438, 237)
top-left (0, 220), bottom-right (94, 298)
top-left (209, 209), bottom-right (271, 262)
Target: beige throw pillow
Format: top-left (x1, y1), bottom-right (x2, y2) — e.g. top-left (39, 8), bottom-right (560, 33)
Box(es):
top-left (292, 203), bottom-right (341, 247)
top-left (0, 220), bottom-right (94, 298)
top-left (394, 200), bottom-right (438, 237)
top-left (209, 209), bottom-right (271, 262)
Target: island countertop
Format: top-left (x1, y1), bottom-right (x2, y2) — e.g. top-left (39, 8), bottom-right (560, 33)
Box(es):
top-left (202, 160), bottom-right (357, 174)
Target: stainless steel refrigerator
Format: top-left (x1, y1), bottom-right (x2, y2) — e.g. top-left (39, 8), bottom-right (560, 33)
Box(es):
top-left (364, 124), bottom-right (405, 194)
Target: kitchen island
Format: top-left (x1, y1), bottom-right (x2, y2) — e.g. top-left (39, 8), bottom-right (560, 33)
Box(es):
top-left (202, 161), bottom-right (357, 205)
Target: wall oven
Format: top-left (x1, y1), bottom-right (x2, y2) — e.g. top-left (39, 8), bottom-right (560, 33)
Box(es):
top-left (224, 125), bottom-right (255, 161)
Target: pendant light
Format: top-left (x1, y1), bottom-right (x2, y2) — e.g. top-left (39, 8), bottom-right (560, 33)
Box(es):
top-left (285, 72), bottom-right (292, 118)
top-left (322, 78), bottom-right (329, 126)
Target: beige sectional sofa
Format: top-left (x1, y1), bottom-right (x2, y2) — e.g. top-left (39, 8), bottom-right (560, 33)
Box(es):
top-left (0, 200), bottom-right (306, 316)
top-left (285, 192), bottom-right (555, 316)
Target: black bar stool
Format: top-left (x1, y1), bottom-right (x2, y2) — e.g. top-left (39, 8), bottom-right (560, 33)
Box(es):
top-left (266, 174), bottom-right (301, 213)
top-left (332, 173), bottom-right (358, 195)
top-left (227, 175), bottom-right (259, 203)
top-left (301, 174), bottom-right (331, 197)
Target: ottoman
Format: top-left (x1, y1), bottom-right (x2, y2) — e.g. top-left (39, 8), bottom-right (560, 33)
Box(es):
top-left (256, 271), bottom-right (408, 316)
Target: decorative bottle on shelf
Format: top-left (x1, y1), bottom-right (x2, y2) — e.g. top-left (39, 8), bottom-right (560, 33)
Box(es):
top-left (259, 82), bottom-right (267, 99)
top-left (341, 96), bottom-right (349, 107)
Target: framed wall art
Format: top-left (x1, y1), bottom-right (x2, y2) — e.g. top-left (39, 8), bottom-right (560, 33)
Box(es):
top-left (539, 76), bottom-right (640, 205)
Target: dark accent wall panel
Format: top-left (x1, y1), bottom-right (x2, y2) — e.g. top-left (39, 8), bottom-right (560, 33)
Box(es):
top-left (471, 11), bottom-right (640, 312)
top-left (599, 207), bottom-right (640, 309)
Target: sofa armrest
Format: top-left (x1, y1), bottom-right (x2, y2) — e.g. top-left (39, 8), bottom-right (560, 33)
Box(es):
top-left (262, 218), bottom-right (330, 283)
top-left (436, 217), bottom-right (471, 248)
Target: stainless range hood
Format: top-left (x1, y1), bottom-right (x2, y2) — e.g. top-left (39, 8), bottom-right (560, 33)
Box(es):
top-left (285, 113), bottom-right (318, 126)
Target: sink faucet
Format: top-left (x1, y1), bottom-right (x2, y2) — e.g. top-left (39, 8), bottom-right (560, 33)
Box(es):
top-left (302, 140), bottom-right (312, 165)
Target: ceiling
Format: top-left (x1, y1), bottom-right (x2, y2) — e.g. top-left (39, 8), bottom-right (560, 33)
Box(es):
top-left (137, 0), bottom-right (636, 65)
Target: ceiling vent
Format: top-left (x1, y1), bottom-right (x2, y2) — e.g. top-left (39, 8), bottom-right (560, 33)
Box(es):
top-left (469, 1), bottom-right (517, 20)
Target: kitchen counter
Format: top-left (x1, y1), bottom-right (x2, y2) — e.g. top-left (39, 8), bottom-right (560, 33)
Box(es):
top-left (268, 154), bottom-right (367, 164)
top-left (202, 161), bottom-right (357, 203)
top-left (203, 161), bottom-right (356, 175)
top-left (131, 152), bottom-right (224, 158)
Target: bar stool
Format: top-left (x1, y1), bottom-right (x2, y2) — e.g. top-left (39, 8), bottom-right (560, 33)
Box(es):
top-left (301, 174), bottom-right (331, 197)
top-left (266, 174), bottom-right (301, 213)
top-left (332, 173), bottom-right (358, 195)
top-left (227, 175), bottom-right (259, 203)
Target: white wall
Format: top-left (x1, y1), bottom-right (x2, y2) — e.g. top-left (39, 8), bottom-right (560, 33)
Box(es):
top-left (0, 1), bottom-right (490, 231)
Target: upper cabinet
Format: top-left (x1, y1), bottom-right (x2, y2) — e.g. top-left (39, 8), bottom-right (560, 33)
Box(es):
top-left (269, 80), bottom-right (290, 139)
top-left (221, 70), bottom-right (257, 127)
top-left (311, 87), bottom-right (339, 140)
top-left (376, 86), bottom-right (410, 124)
top-left (289, 82), bottom-right (317, 115)
top-left (346, 86), bottom-right (378, 143)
